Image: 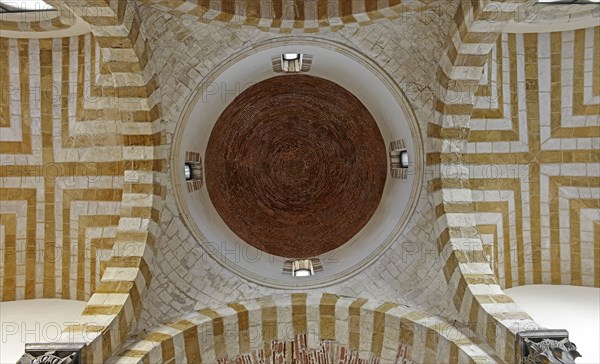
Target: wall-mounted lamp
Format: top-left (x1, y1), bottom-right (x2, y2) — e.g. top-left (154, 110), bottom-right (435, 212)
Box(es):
top-left (282, 53), bottom-right (300, 61)
top-left (184, 163), bottom-right (192, 181)
top-left (292, 259), bottom-right (314, 277)
top-left (283, 257), bottom-right (322, 276)
top-left (185, 152), bottom-right (203, 192)
top-left (390, 149), bottom-right (409, 169)
top-left (272, 54), bottom-right (313, 73)
top-left (389, 139), bottom-right (409, 179)
top-left (399, 150), bottom-right (409, 168)
top-left (281, 53), bottom-right (303, 72)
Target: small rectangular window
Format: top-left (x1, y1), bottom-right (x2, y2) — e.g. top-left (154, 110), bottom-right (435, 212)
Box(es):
top-left (281, 53), bottom-right (303, 73)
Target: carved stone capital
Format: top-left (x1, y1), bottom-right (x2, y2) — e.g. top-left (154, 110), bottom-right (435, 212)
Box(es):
top-left (18, 343), bottom-right (87, 364)
top-left (516, 330), bottom-right (581, 364)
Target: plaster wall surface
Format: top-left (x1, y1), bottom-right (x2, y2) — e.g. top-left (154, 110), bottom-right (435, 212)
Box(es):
top-left (505, 285), bottom-right (600, 364)
top-left (0, 299), bottom-right (88, 364)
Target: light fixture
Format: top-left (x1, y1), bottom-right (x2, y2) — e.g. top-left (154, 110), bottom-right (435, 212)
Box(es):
top-left (390, 150), bottom-right (409, 169)
top-left (292, 259), bottom-right (314, 277)
top-left (282, 53), bottom-right (300, 61)
top-left (272, 54), bottom-right (312, 74)
top-left (400, 150), bottom-right (409, 168)
top-left (184, 163), bottom-right (192, 180)
top-left (389, 140), bottom-right (409, 180)
top-left (280, 53), bottom-right (303, 73)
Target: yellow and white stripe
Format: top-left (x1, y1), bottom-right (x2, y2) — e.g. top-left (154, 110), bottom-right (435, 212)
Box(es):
top-left (110, 294), bottom-right (499, 364)
top-left (138, 0), bottom-right (437, 33)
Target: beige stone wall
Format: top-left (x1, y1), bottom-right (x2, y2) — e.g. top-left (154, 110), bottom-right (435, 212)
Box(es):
top-left (0, 34), bottom-right (123, 302)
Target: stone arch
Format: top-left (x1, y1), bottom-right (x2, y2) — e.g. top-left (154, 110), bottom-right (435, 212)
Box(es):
top-left (429, 0), bottom-right (540, 362)
top-left (137, 0), bottom-right (441, 34)
top-left (111, 294), bottom-right (498, 364)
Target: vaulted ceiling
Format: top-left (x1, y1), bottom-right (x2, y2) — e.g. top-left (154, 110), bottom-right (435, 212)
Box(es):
top-left (1, 0), bottom-right (599, 363)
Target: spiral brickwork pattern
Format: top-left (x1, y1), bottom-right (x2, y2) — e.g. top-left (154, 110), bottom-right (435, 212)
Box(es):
top-left (205, 75), bottom-right (387, 258)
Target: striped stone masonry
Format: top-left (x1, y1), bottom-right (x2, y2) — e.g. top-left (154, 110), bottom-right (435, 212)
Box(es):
top-left (428, 1), bottom-right (542, 362)
top-left (137, 0), bottom-right (442, 34)
top-left (464, 29), bottom-right (600, 289)
top-left (2, 0), bottom-right (596, 363)
top-left (109, 294), bottom-right (497, 364)
top-left (0, 0), bottom-right (163, 362)
top-left (0, 33), bottom-right (126, 301)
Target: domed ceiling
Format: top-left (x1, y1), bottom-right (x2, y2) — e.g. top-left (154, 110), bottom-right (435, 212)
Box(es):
top-left (173, 40), bottom-right (421, 287)
top-left (205, 75), bottom-right (387, 258)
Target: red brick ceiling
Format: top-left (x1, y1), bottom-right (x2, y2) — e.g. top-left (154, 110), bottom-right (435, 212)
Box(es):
top-left (205, 75), bottom-right (387, 258)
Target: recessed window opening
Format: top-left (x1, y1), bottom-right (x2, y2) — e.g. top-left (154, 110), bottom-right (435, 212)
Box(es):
top-left (292, 259), bottom-right (314, 277)
top-left (281, 53), bottom-right (303, 73)
top-left (185, 151), bottom-right (203, 192)
top-left (272, 54), bottom-right (312, 74)
top-left (389, 139), bottom-right (410, 179)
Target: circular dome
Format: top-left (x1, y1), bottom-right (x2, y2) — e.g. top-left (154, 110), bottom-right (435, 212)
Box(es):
top-left (173, 38), bottom-right (423, 288)
top-left (204, 75), bottom-right (387, 258)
